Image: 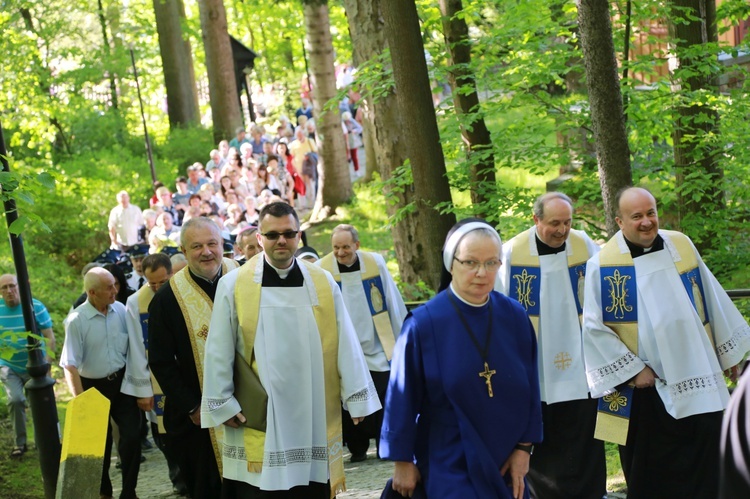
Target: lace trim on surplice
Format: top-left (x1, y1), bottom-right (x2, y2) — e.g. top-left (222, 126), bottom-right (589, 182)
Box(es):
top-left (668, 372), bottom-right (725, 400)
top-left (587, 351), bottom-right (640, 392)
top-left (346, 380), bottom-right (378, 404)
top-left (716, 324), bottom-right (750, 359)
top-left (203, 397), bottom-right (232, 412)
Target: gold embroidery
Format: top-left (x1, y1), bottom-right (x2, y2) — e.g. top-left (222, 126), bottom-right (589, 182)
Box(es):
top-left (604, 269), bottom-right (633, 319)
top-left (512, 269), bottom-right (537, 310)
top-left (603, 390), bottom-right (628, 412)
top-left (554, 352), bottom-right (573, 371)
top-left (197, 324), bottom-right (209, 340)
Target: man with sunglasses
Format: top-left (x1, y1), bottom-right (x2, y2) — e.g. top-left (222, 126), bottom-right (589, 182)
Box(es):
top-left (497, 192), bottom-right (605, 499)
top-left (202, 202), bottom-right (380, 498)
top-left (317, 224), bottom-right (407, 463)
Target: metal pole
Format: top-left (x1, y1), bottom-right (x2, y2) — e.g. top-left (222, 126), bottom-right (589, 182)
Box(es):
top-left (130, 48), bottom-right (157, 184)
top-left (0, 120), bottom-right (61, 498)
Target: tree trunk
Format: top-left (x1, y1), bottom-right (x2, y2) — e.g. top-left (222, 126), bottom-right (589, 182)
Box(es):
top-left (153, 0), bottom-right (201, 129)
top-left (439, 0), bottom-right (497, 220)
top-left (382, 0), bottom-right (457, 292)
top-left (96, 0), bottom-right (118, 110)
top-left (669, 0), bottom-right (723, 250)
top-left (342, 0), bottom-right (426, 294)
top-left (577, 0), bottom-right (632, 235)
top-left (197, 0), bottom-right (242, 143)
top-left (303, 1), bottom-right (353, 221)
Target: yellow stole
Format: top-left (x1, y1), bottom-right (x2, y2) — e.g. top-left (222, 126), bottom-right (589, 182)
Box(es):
top-left (594, 230), bottom-right (713, 444)
top-left (319, 251), bottom-right (397, 360)
top-left (136, 286), bottom-right (166, 433)
top-left (235, 255), bottom-right (345, 498)
top-left (171, 257), bottom-right (239, 475)
top-left (507, 228), bottom-right (590, 334)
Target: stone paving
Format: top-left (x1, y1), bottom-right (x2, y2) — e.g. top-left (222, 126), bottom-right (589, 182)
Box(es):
top-left (113, 439), bottom-right (392, 498)
top-left (117, 438), bottom-right (625, 498)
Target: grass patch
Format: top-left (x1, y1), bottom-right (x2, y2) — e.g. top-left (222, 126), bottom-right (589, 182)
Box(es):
top-left (0, 367), bottom-right (70, 498)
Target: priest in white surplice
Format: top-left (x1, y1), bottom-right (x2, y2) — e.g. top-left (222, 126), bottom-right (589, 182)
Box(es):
top-left (201, 202), bottom-right (381, 499)
top-left (497, 192), bottom-right (606, 499)
top-left (316, 224), bottom-right (407, 462)
top-left (583, 187), bottom-right (750, 499)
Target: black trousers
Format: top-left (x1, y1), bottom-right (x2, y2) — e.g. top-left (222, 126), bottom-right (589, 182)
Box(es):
top-left (527, 398), bottom-right (606, 499)
top-left (163, 426), bottom-right (223, 498)
top-left (222, 478), bottom-right (330, 499)
top-left (151, 422), bottom-right (184, 488)
top-left (620, 386), bottom-right (722, 499)
top-left (342, 370), bottom-right (390, 457)
top-left (81, 368), bottom-right (142, 499)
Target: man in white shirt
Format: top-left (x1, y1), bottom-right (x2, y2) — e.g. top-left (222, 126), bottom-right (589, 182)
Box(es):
top-left (108, 191), bottom-right (144, 250)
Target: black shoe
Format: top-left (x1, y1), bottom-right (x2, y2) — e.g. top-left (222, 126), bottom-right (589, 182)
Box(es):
top-left (141, 438), bottom-right (154, 451)
top-left (350, 453), bottom-right (367, 463)
top-left (172, 483), bottom-right (189, 496)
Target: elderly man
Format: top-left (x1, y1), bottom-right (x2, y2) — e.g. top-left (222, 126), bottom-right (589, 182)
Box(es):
top-left (186, 164), bottom-right (208, 195)
top-left (317, 224), bottom-right (407, 462)
top-left (497, 192), bottom-right (605, 499)
top-left (148, 218), bottom-right (239, 498)
top-left (108, 191), bottom-right (144, 250)
top-left (229, 127), bottom-right (250, 151)
top-left (0, 274), bottom-right (55, 459)
top-left (582, 186), bottom-right (750, 498)
top-left (206, 149), bottom-right (227, 174)
top-left (201, 202), bottom-right (380, 498)
top-left (61, 267), bottom-right (150, 499)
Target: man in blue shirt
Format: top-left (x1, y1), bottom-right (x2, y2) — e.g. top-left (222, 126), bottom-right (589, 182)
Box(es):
top-left (0, 273), bottom-right (55, 458)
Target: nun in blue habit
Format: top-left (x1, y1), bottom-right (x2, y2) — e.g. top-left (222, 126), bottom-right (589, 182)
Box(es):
top-left (380, 219), bottom-right (543, 499)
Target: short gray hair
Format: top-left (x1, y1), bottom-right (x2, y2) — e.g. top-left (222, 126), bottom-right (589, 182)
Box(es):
top-left (180, 217), bottom-right (221, 248)
top-left (332, 224), bottom-right (359, 243)
top-left (533, 192), bottom-right (573, 219)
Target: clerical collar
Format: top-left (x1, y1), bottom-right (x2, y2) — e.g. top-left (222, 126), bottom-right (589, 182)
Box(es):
top-left (190, 265), bottom-right (223, 285)
top-left (624, 234), bottom-right (664, 258)
top-left (262, 258), bottom-right (304, 287)
top-left (535, 235), bottom-right (566, 256)
top-left (188, 266), bottom-right (223, 301)
top-left (337, 255), bottom-right (361, 273)
top-left (449, 283), bottom-right (489, 307)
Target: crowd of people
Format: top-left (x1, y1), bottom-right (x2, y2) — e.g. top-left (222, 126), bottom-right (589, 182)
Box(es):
top-left (3, 130), bottom-right (750, 499)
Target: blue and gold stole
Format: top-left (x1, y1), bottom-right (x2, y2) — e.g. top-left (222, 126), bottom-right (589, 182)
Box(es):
top-left (507, 228), bottom-right (590, 334)
top-left (137, 286), bottom-right (166, 433)
top-left (319, 251), bottom-right (396, 360)
top-left (594, 230), bottom-right (713, 445)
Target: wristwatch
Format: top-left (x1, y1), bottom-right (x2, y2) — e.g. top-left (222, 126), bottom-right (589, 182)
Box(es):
top-left (514, 443), bottom-right (534, 455)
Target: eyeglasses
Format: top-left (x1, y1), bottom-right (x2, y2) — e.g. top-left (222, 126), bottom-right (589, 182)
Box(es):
top-left (453, 257), bottom-right (501, 273)
top-left (0, 283), bottom-right (18, 291)
top-left (261, 230), bottom-right (299, 240)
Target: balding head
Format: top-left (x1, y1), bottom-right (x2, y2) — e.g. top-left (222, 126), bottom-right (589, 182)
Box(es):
top-left (84, 268), bottom-right (117, 310)
top-left (615, 187), bottom-right (659, 248)
top-left (0, 274), bottom-right (20, 308)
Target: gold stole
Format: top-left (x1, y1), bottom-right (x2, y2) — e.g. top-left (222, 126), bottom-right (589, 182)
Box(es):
top-left (171, 258), bottom-right (238, 475)
top-left (235, 256), bottom-right (345, 497)
top-left (319, 251), bottom-right (396, 360)
top-left (507, 228), bottom-right (590, 334)
top-left (137, 286), bottom-right (166, 433)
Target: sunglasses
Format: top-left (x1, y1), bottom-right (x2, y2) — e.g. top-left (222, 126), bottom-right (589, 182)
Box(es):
top-left (260, 230), bottom-right (299, 240)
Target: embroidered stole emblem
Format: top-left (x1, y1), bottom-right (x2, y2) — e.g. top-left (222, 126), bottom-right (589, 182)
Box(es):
top-left (171, 258), bottom-right (238, 475)
top-left (235, 256), bottom-right (345, 497)
top-left (508, 228), bottom-right (590, 335)
top-left (137, 286), bottom-right (166, 433)
top-left (320, 252), bottom-right (397, 360)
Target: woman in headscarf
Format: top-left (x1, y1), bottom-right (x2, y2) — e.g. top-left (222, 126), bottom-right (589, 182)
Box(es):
top-left (380, 218), bottom-right (542, 499)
